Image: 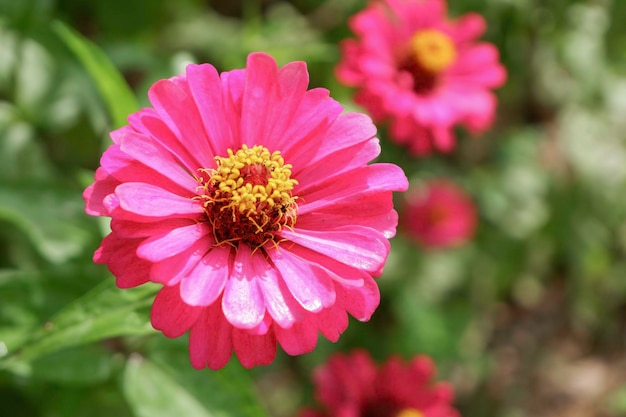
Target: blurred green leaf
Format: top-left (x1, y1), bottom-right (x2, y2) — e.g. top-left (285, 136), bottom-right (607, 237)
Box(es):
top-left (30, 345), bottom-right (115, 385)
top-left (0, 184), bottom-right (93, 264)
top-left (51, 20), bottom-right (137, 129)
top-left (123, 353), bottom-right (270, 417)
top-left (2, 279), bottom-right (157, 371)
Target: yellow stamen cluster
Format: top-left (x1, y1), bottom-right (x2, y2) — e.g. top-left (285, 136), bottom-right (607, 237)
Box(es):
top-left (197, 144), bottom-right (298, 248)
top-left (409, 29), bottom-right (457, 74)
top-left (395, 408), bottom-right (425, 417)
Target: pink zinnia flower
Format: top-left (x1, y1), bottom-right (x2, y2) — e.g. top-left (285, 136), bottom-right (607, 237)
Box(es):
top-left (401, 180), bottom-right (476, 249)
top-left (299, 350), bottom-right (460, 417)
top-left (83, 52), bottom-right (408, 369)
top-left (336, 0), bottom-right (507, 155)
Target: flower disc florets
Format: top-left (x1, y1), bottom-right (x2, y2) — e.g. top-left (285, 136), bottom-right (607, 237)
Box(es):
top-left (399, 29), bottom-right (457, 95)
top-left (197, 144), bottom-right (298, 248)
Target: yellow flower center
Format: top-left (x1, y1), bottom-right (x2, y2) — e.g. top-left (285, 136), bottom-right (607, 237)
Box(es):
top-left (197, 144), bottom-right (298, 248)
top-left (395, 408), bottom-right (424, 417)
top-left (409, 29), bottom-right (457, 74)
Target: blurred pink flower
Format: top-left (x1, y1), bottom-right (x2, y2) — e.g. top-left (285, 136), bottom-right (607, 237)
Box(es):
top-left (84, 52), bottom-right (408, 369)
top-left (336, 0), bottom-right (507, 155)
top-left (402, 180), bottom-right (477, 249)
top-left (299, 350), bottom-right (460, 417)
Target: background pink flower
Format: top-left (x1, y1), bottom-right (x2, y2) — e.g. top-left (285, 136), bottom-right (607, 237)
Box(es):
top-left (84, 52), bottom-right (408, 369)
top-left (336, 0), bottom-right (507, 155)
top-left (299, 350), bottom-right (460, 417)
top-left (401, 180), bottom-right (477, 249)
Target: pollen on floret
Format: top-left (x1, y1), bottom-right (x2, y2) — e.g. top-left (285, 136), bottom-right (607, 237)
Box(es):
top-left (409, 29), bottom-right (457, 74)
top-left (196, 144), bottom-right (298, 249)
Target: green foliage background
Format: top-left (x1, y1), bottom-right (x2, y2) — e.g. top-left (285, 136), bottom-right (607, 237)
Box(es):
top-left (1, 0), bottom-right (626, 416)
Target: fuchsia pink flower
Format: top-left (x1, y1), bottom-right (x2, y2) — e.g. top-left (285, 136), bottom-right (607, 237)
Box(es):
top-left (336, 0), bottom-right (507, 155)
top-left (299, 350), bottom-right (460, 417)
top-left (402, 180), bottom-right (476, 249)
top-left (83, 52), bottom-right (407, 369)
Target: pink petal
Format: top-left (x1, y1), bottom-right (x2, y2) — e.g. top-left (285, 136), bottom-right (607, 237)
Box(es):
top-left (115, 182), bottom-right (203, 218)
top-left (264, 60), bottom-right (309, 143)
top-left (150, 238), bottom-right (210, 286)
top-left (180, 246), bottom-right (230, 306)
top-left (93, 234), bottom-right (150, 289)
top-left (316, 305), bottom-right (349, 342)
top-left (296, 209), bottom-right (399, 239)
top-left (275, 318), bottom-right (319, 355)
top-left (295, 138), bottom-right (381, 194)
top-left (232, 327), bottom-right (277, 368)
top-left (240, 53), bottom-right (278, 147)
top-left (186, 64), bottom-right (237, 153)
top-left (110, 218), bottom-right (195, 239)
top-left (253, 255), bottom-right (303, 329)
top-left (219, 69), bottom-right (245, 148)
top-left (335, 275), bottom-right (380, 321)
top-left (279, 88), bottom-right (344, 162)
top-left (118, 129), bottom-right (198, 191)
top-left (150, 285), bottom-right (203, 338)
top-left (136, 222), bottom-right (211, 262)
top-left (222, 244), bottom-right (266, 329)
top-left (297, 163), bottom-right (408, 215)
top-left (189, 302), bottom-right (233, 370)
top-left (129, 109), bottom-right (202, 173)
top-left (268, 247), bottom-right (336, 313)
top-left (452, 13), bottom-right (487, 42)
top-left (148, 78), bottom-right (214, 165)
top-left (84, 168), bottom-right (118, 216)
top-left (280, 226), bottom-right (389, 274)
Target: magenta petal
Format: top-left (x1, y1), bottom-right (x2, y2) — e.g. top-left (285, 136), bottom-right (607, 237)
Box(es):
top-left (93, 234), bottom-right (150, 289)
top-left (275, 317), bottom-right (319, 355)
top-left (298, 164), bottom-right (408, 215)
top-left (118, 129), bottom-right (197, 191)
top-left (111, 218), bottom-right (194, 239)
top-left (240, 53), bottom-right (278, 147)
top-left (149, 238), bottom-right (211, 286)
top-left (83, 168), bottom-right (118, 216)
top-left (268, 248), bottom-right (336, 313)
top-left (186, 64), bottom-right (236, 153)
top-left (222, 244), bottom-right (266, 329)
top-left (336, 274), bottom-right (380, 321)
top-left (136, 222), bottom-right (211, 262)
top-left (232, 327), bottom-right (277, 369)
top-left (180, 246), bottom-right (230, 306)
top-left (317, 305), bottom-right (349, 342)
top-left (281, 226), bottom-right (389, 274)
top-left (252, 255), bottom-right (302, 329)
top-left (148, 78), bottom-right (214, 164)
top-left (115, 182), bottom-right (202, 218)
top-left (189, 302), bottom-right (233, 370)
top-left (151, 285), bottom-right (203, 338)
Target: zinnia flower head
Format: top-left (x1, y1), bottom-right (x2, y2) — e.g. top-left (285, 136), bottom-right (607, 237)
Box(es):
top-left (299, 350), bottom-right (460, 417)
top-left (83, 52), bottom-right (408, 369)
top-left (336, 0), bottom-right (507, 155)
top-left (401, 179), bottom-right (476, 249)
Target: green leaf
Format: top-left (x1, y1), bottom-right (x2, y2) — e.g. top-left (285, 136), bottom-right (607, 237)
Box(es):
top-left (30, 345), bottom-right (115, 385)
top-left (123, 350), bottom-right (269, 417)
top-left (123, 356), bottom-right (215, 417)
top-left (51, 20), bottom-right (138, 129)
top-left (2, 279), bottom-right (158, 371)
top-left (0, 183), bottom-right (94, 264)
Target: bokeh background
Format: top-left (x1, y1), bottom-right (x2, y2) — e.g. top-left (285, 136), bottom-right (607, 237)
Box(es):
top-left (2, 0), bottom-right (626, 416)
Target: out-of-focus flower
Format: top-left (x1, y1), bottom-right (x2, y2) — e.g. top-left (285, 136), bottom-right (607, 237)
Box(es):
top-left (83, 52), bottom-right (408, 369)
top-left (337, 0), bottom-right (507, 155)
top-left (402, 180), bottom-right (477, 249)
top-left (299, 350), bottom-right (460, 417)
